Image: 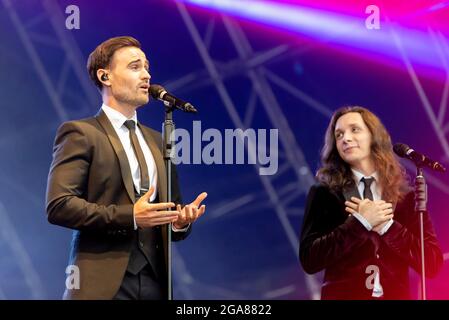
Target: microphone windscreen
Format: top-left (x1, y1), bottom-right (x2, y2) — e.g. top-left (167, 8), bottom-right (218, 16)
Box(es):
top-left (149, 84), bottom-right (165, 99)
top-left (393, 143), bottom-right (409, 158)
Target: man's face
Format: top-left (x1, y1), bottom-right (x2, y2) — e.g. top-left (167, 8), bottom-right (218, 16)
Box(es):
top-left (108, 46), bottom-right (151, 107)
top-left (334, 112), bottom-right (373, 169)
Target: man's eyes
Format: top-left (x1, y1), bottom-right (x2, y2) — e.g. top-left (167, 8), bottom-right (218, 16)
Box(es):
top-left (129, 64), bottom-right (149, 72)
top-left (335, 127), bottom-right (361, 138)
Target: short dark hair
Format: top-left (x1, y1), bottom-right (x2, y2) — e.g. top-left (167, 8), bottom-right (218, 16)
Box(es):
top-left (87, 36), bottom-right (141, 89)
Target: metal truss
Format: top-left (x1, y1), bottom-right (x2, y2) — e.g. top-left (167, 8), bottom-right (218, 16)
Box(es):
top-left (1, 0), bottom-right (99, 123)
top-left (171, 2), bottom-right (449, 300)
top-left (390, 22), bottom-right (449, 298)
top-left (391, 24), bottom-right (449, 194)
top-left (0, 0), bottom-right (99, 298)
top-left (171, 0), bottom-right (338, 299)
top-left (0, 202), bottom-right (45, 299)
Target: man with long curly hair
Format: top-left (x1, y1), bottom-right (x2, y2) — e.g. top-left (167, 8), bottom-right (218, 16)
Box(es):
top-left (299, 106), bottom-right (443, 299)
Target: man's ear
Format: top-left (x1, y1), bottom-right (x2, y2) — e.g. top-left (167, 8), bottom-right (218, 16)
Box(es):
top-left (97, 69), bottom-right (111, 86)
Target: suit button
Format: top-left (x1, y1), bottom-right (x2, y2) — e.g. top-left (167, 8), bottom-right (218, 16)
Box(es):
top-left (156, 245), bottom-right (160, 249)
top-left (376, 254), bottom-right (380, 259)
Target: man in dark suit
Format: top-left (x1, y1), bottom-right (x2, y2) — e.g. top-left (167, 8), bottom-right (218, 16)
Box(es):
top-left (46, 36), bottom-right (207, 300)
top-left (299, 106), bottom-right (443, 299)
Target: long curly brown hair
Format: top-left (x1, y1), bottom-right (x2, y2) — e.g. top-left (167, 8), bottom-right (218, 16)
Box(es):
top-left (316, 106), bottom-right (410, 204)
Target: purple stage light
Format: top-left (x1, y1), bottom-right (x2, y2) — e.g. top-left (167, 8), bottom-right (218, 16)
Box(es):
top-left (181, 0), bottom-right (449, 75)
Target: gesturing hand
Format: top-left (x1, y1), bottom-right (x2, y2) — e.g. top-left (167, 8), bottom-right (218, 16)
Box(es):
top-left (134, 187), bottom-right (180, 228)
top-left (174, 192), bottom-right (208, 229)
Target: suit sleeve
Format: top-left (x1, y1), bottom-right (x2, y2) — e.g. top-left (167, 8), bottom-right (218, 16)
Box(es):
top-left (46, 122), bottom-right (134, 232)
top-left (381, 192), bottom-right (443, 278)
top-left (299, 184), bottom-right (373, 274)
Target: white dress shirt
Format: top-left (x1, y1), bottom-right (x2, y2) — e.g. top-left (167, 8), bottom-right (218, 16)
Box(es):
top-left (102, 104), bottom-right (187, 232)
top-left (350, 169), bottom-right (393, 298)
top-left (351, 169), bottom-right (393, 235)
top-left (102, 104), bottom-right (158, 199)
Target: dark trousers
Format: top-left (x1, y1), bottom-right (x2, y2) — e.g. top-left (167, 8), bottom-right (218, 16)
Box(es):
top-left (113, 192), bottom-right (166, 300)
top-left (113, 264), bottom-right (166, 300)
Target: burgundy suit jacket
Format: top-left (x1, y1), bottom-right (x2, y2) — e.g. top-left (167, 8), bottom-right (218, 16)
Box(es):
top-left (299, 183), bottom-right (443, 299)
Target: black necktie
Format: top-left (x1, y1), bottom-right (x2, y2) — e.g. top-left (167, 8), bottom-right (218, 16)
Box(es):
top-left (361, 177), bottom-right (374, 201)
top-left (124, 120), bottom-right (150, 193)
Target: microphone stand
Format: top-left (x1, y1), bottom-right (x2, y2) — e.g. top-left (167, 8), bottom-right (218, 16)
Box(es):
top-left (415, 167), bottom-right (427, 300)
top-left (156, 86), bottom-right (197, 300)
top-left (162, 103), bottom-right (175, 300)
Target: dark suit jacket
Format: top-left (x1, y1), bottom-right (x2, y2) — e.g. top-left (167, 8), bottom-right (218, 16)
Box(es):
top-left (299, 183), bottom-right (443, 300)
top-left (46, 110), bottom-right (190, 299)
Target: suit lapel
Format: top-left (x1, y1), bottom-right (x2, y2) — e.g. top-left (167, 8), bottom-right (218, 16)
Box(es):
top-left (343, 183), bottom-right (362, 202)
top-left (138, 123), bottom-right (169, 266)
top-left (95, 110), bottom-right (136, 203)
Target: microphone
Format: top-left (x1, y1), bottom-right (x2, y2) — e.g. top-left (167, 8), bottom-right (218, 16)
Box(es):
top-left (149, 84), bottom-right (197, 113)
top-left (393, 143), bottom-right (446, 172)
